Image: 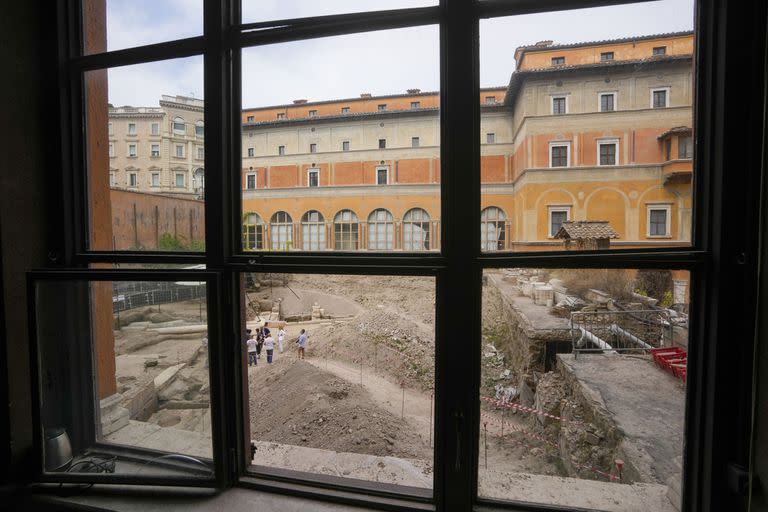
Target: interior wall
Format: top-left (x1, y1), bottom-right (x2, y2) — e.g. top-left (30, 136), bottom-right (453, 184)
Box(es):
top-left (0, 4), bottom-right (60, 479)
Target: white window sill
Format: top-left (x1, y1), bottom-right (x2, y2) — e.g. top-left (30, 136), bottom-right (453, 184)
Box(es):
top-left (647, 235), bottom-right (672, 239)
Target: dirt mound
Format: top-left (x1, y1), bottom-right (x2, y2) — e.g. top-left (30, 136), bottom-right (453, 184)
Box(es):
top-left (248, 359), bottom-right (429, 460)
top-left (307, 308), bottom-right (435, 390)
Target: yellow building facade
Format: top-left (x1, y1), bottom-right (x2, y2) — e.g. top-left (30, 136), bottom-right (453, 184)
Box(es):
top-left (238, 31), bottom-right (694, 252)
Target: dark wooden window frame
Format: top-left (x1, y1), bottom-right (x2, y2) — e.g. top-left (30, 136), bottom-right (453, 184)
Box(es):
top-left (42, 0), bottom-right (768, 511)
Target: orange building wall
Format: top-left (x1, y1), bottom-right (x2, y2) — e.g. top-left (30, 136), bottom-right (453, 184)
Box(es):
top-left (516, 35), bottom-right (694, 70)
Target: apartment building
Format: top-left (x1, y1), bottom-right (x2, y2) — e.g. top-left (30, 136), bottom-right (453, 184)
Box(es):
top-left (108, 95), bottom-right (205, 198)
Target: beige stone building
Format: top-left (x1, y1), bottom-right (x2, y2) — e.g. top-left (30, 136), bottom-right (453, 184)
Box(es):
top-left (108, 95), bottom-right (205, 198)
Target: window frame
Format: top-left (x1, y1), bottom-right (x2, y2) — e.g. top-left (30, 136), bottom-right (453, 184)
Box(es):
top-left (547, 205), bottom-right (571, 238)
top-left (307, 167), bottom-right (320, 187)
top-left (412, 136), bottom-right (420, 148)
top-left (376, 165), bottom-right (389, 185)
top-left (549, 141), bottom-right (571, 168)
top-left (45, 1), bottom-right (760, 512)
top-left (551, 94), bottom-right (567, 115)
top-left (647, 203), bottom-right (673, 238)
top-left (599, 91), bottom-right (617, 112)
top-left (486, 132), bottom-right (495, 144)
top-left (245, 172), bottom-right (256, 190)
top-left (651, 86), bottom-right (671, 108)
top-left (597, 138), bottom-right (619, 166)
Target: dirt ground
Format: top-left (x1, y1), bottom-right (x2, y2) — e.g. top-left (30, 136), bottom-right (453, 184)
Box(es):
top-left (248, 357), bottom-right (430, 462)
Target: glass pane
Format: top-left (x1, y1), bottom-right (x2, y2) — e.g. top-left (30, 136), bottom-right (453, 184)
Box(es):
top-left (480, 0), bottom-right (694, 252)
top-left (242, 0), bottom-right (436, 24)
top-left (85, 56), bottom-right (205, 251)
top-left (33, 278), bottom-right (213, 479)
top-left (244, 273), bottom-right (435, 494)
top-left (82, 0), bottom-right (203, 55)
top-left (479, 268), bottom-right (690, 511)
top-left (240, 26), bottom-right (440, 253)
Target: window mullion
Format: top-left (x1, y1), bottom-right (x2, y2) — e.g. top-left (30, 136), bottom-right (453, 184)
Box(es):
top-left (438, 1), bottom-right (481, 510)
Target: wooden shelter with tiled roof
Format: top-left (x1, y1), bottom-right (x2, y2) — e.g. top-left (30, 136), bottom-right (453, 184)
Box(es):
top-left (555, 221), bottom-right (619, 251)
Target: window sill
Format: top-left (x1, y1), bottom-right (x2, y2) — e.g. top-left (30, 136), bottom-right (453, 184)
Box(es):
top-left (647, 235), bottom-right (673, 239)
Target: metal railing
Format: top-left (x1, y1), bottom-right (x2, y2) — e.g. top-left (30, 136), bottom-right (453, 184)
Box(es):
top-left (570, 309), bottom-right (672, 355)
top-left (112, 282), bottom-right (206, 313)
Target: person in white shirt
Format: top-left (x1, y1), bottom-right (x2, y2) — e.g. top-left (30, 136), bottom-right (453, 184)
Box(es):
top-left (246, 335), bottom-right (258, 366)
top-left (201, 333), bottom-right (209, 369)
top-left (264, 334), bottom-right (275, 364)
top-left (277, 328), bottom-right (286, 353)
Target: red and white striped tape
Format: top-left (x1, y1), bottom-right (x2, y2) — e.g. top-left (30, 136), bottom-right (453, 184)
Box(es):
top-left (481, 396), bottom-right (584, 425)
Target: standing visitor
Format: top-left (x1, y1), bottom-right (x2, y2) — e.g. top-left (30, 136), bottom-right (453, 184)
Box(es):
top-left (264, 332), bottom-right (275, 364)
top-left (277, 327), bottom-right (286, 353)
top-left (297, 329), bottom-right (307, 360)
top-left (256, 327), bottom-right (264, 359)
top-left (201, 333), bottom-right (209, 369)
top-left (246, 332), bottom-right (258, 366)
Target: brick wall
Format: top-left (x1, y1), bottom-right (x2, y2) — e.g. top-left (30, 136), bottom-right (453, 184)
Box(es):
top-left (110, 189), bottom-right (205, 250)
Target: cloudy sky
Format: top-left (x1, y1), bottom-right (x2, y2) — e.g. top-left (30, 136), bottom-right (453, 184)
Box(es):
top-left (105, 0), bottom-right (694, 108)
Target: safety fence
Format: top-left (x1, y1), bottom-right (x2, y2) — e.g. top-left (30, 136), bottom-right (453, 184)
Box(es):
top-left (112, 282), bottom-right (206, 313)
top-left (571, 309), bottom-right (672, 355)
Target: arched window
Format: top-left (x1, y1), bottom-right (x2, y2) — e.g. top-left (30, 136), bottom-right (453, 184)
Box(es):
top-left (333, 209), bottom-right (359, 250)
top-left (301, 210), bottom-right (325, 251)
top-left (195, 120), bottom-right (204, 138)
top-left (172, 116), bottom-right (185, 135)
top-left (481, 206), bottom-right (506, 251)
top-left (367, 208), bottom-right (394, 250)
top-left (270, 211), bottom-right (293, 250)
top-left (403, 208), bottom-right (431, 251)
top-left (242, 212), bottom-right (264, 251)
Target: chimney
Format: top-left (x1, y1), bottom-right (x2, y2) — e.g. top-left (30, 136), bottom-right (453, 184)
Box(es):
top-left (360, 93), bottom-right (372, 98)
top-left (293, 99), bottom-right (308, 104)
top-left (407, 88), bottom-right (421, 94)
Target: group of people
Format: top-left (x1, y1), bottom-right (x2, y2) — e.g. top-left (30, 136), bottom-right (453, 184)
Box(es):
top-left (245, 326), bottom-right (308, 366)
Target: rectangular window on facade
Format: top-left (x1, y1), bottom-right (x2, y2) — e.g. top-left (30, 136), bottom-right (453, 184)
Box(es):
top-left (197, 147), bottom-right (204, 160)
top-left (308, 110), bottom-right (317, 117)
top-left (648, 205), bottom-right (671, 236)
top-left (601, 51), bottom-right (614, 61)
top-left (310, 143), bottom-right (317, 153)
top-left (551, 56), bottom-right (565, 65)
top-left (128, 172), bottom-right (137, 187)
top-left (550, 143), bottom-right (569, 167)
top-left (342, 140), bottom-right (350, 151)
top-left (652, 88), bottom-right (669, 108)
top-left (598, 140), bottom-right (618, 165)
top-left (308, 169), bottom-right (320, 187)
top-left (378, 138), bottom-right (386, 149)
top-left (341, 106), bottom-right (350, 114)
top-left (109, 172), bottom-right (115, 187)
top-left (127, 123), bottom-right (136, 135)
top-left (600, 92), bottom-right (616, 112)
top-left (175, 144), bottom-right (184, 158)
top-left (666, 138), bottom-right (672, 160)
top-left (653, 46), bottom-right (667, 55)
top-left (150, 122), bottom-right (159, 135)
top-left (548, 207), bottom-right (570, 237)
top-left (247, 115), bottom-right (254, 122)
top-left (485, 96), bottom-right (496, 104)
top-left (151, 144), bottom-right (160, 157)
top-left (247, 147), bottom-right (254, 157)
top-left (411, 101), bottom-right (420, 109)
top-left (552, 96), bottom-right (567, 114)
top-left (486, 132), bottom-right (495, 144)
top-left (151, 173), bottom-right (160, 187)
top-left (377, 104), bottom-right (387, 111)
top-left (678, 135), bottom-right (693, 159)
top-left (246, 173), bottom-right (256, 189)
top-left (412, 136), bottom-right (420, 148)
top-left (172, 119), bottom-right (185, 135)
top-left (127, 144), bottom-right (137, 157)
top-left (278, 145), bottom-right (285, 156)
top-left (175, 173), bottom-right (185, 188)
top-left (108, 122), bottom-right (113, 136)
top-left (195, 124), bottom-right (204, 137)
top-left (277, 112), bottom-right (285, 119)
top-left (376, 167), bottom-right (388, 185)
top-left (108, 143), bottom-right (114, 158)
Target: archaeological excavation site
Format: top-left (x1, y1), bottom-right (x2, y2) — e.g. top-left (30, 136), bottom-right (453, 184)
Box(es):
top-left (99, 269), bottom-right (689, 511)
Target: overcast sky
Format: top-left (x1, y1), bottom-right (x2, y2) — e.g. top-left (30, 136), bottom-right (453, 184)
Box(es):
top-left (105, 0), bottom-right (694, 108)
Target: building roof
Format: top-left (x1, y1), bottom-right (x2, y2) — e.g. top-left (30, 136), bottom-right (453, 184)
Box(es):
top-left (503, 54), bottom-right (693, 107)
top-left (657, 126), bottom-right (693, 140)
top-left (554, 221), bottom-right (619, 240)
